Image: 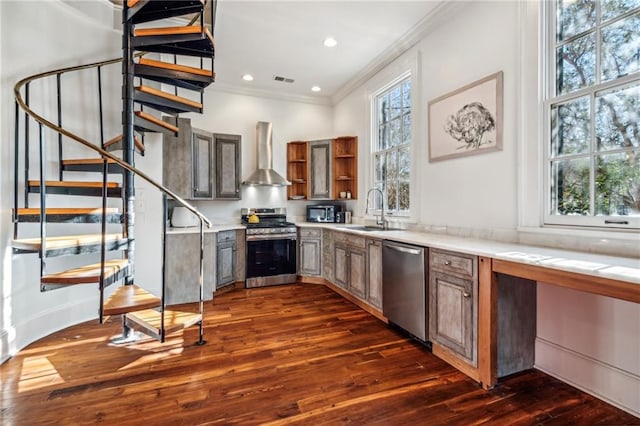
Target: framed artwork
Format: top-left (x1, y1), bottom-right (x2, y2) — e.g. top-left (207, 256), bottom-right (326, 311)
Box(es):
top-left (428, 71), bottom-right (503, 162)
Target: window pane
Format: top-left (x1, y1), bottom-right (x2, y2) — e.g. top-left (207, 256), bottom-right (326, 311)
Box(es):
top-left (402, 79), bottom-right (411, 113)
top-left (601, 0), bottom-right (640, 21)
top-left (375, 153), bottom-right (386, 182)
top-left (595, 151), bottom-right (640, 215)
top-left (557, 33), bottom-right (596, 94)
top-left (557, 0), bottom-right (596, 41)
top-left (398, 147), bottom-right (410, 180)
top-left (596, 83), bottom-right (640, 151)
top-left (386, 150), bottom-right (397, 180)
top-left (398, 181), bottom-right (410, 212)
top-left (551, 158), bottom-right (591, 215)
top-left (390, 85), bottom-right (402, 120)
top-left (601, 13), bottom-right (640, 82)
top-left (387, 180), bottom-right (398, 212)
top-left (551, 97), bottom-right (591, 156)
top-left (378, 93), bottom-right (389, 124)
top-left (378, 124), bottom-right (389, 150)
top-left (402, 113), bottom-right (411, 145)
top-left (390, 117), bottom-right (401, 147)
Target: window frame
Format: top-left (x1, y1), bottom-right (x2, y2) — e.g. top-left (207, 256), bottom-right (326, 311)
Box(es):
top-left (542, 0), bottom-right (640, 230)
top-left (370, 71), bottom-right (413, 218)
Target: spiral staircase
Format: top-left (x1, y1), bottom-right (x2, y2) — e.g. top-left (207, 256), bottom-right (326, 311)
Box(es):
top-left (11, 0), bottom-right (216, 344)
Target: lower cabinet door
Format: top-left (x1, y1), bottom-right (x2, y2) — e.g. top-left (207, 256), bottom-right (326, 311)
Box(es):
top-left (430, 271), bottom-right (476, 364)
top-left (348, 247), bottom-right (366, 299)
top-left (334, 243), bottom-right (348, 288)
top-left (299, 238), bottom-right (321, 276)
top-left (217, 243), bottom-right (236, 288)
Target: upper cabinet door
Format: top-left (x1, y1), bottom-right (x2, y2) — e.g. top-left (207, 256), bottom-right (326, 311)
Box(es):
top-left (214, 133), bottom-right (241, 200)
top-left (192, 128), bottom-right (214, 199)
top-left (309, 140), bottom-right (331, 200)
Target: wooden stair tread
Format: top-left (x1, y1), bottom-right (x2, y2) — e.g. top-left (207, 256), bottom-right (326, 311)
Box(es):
top-left (134, 25), bottom-right (203, 37)
top-left (16, 207), bottom-right (118, 215)
top-left (103, 285), bottom-right (161, 316)
top-left (28, 180), bottom-right (120, 188)
top-left (61, 158), bottom-right (117, 166)
top-left (104, 134), bottom-right (145, 153)
top-left (12, 233), bottom-right (125, 251)
top-left (138, 57), bottom-right (213, 77)
top-left (134, 111), bottom-right (179, 132)
top-left (42, 259), bottom-right (129, 285)
top-left (136, 85), bottom-right (203, 109)
top-left (126, 309), bottom-right (202, 335)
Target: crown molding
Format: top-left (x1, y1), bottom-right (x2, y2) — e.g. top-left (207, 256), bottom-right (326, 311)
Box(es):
top-left (331, 1), bottom-right (464, 105)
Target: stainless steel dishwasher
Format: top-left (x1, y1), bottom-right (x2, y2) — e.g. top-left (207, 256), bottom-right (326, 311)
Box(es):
top-left (382, 241), bottom-right (428, 342)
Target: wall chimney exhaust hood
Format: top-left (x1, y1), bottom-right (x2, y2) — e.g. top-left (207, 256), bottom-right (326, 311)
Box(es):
top-left (242, 121), bottom-right (291, 187)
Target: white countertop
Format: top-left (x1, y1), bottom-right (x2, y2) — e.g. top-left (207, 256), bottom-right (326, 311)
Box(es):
top-left (298, 223), bottom-right (640, 286)
top-left (165, 221), bottom-right (639, 285)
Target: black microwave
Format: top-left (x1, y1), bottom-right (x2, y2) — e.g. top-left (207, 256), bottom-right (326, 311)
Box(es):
top-left (306, 204), bottom-right (342, 223)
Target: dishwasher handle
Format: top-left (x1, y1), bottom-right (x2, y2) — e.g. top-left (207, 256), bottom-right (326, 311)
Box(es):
top-left (385, 243), bottom-right (422, 256)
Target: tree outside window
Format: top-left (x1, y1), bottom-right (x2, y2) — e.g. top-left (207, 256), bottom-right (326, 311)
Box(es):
top-left (373, 76), bottom-right (411, 216)
top-left (548, 0), bottom-right (639, 228)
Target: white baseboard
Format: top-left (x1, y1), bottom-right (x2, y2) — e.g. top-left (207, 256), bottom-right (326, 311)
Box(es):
top-left (0, 329), bottom-right (11, 365)
top-left (1, 296), bottom-right (98, 365)
top-left (535, 337), bottom-right (640, 418)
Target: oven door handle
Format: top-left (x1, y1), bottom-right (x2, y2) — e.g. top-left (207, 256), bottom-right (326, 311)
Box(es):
top-left (246, 234), bottom-right (297, 241)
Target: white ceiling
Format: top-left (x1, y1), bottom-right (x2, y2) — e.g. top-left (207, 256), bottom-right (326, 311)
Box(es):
top-left (211, 1), bottom-right (444, 104)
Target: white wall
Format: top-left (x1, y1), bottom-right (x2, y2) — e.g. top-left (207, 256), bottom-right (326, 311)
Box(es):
top-left (332, 0), bottom-right (639, 417)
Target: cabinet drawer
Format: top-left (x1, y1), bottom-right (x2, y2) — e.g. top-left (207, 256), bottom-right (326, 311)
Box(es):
top-left (430, 249), bottom-right (476, 279)
top-left (334, 231), bottom-right (365, 249)
top-left (217, 230), bottom-right (236, 243)
top-left (299, 227), bottom-right (322, 238)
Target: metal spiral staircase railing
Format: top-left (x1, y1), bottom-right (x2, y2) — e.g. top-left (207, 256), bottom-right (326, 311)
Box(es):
top-left (11, 0), bottom-right (217, 344)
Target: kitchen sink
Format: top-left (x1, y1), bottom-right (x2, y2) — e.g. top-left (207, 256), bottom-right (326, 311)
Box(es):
top-left (336, 225), bottom-right (400, 232)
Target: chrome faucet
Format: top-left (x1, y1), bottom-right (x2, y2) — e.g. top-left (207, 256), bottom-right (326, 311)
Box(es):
top-left (365, 187), bottom-right (386, 229)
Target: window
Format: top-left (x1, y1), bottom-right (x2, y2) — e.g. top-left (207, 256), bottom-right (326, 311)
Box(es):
top-left (372, 75), bottom-right (411, 216)
top-left (545, 0), bottom-right (640, 229)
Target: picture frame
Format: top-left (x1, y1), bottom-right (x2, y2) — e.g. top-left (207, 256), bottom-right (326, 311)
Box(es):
top-left (428, 71), bottom-right (503, 162)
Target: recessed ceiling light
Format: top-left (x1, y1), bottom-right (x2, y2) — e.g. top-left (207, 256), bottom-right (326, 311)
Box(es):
top-left (311, 86), bottom-right (322, 92)
top-left (323, 37), bottom-right (337, 48)
top-left (242, 74), bottom-right (254, 81)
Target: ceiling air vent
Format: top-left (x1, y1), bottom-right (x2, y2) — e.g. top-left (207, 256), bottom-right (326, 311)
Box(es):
top-left (273, 75), bottom-right (295, 83)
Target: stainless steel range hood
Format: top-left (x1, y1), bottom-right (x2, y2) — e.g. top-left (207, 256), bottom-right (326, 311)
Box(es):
top-left (242, 121), bottom-right (291, 187)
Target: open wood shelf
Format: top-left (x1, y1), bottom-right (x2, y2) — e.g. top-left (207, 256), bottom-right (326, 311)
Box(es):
top-left (332, 136), bottom-right (358, 200)
top-left (287, 141), bottom-right (309, 200)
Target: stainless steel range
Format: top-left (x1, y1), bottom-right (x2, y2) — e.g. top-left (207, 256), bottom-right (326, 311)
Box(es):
top-left (241, 207), bottom-right (297, 288)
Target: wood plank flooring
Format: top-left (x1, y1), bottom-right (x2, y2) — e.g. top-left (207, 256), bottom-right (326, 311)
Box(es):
top-left (1, 283), bottom-right (638, 425)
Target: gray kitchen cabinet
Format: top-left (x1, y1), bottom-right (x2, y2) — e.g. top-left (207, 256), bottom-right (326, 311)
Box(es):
top-left (366, 238), bottom-right (383, 309)
top-left (214, 133), bottom-right (241, 200)
top-left (429, 248), bottom-right (478, 367)
top-left (333, 231), bottom-right (366, 299)
top-left (298, 227), bottom-right (322, 276)
top-left (165, 232), bottom-right (215, 304)
top-left (163, 117), bottom-right (241, 201)
top-left (322, 229), bottom-right (334, 282)
top-left (216, 230), bottom-right (236, 289)
top-left (308, 140), bottom-right (332, 200)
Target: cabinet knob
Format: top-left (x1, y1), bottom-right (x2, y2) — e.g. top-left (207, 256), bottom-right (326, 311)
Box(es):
top-left (444, 260), bottom-right (451, 266)
top-left (463, 292), bottom-right (471, 298)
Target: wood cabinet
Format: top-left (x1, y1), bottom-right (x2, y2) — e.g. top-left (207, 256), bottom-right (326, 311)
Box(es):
top-left (163, 117), bottom-right (241, 201)
top-left (214, 133), bottom-right (241, 200)
top-left (216, 230), bottom-right (236, 289)
top-left (165, 232), bottom-right (215, 304)
top-left (332, 136), bottom-right (358, 200)
top-left (429, 248), bottom-right (478, 367)
top-left (308, 140), bottom-right (332, 199)
top-left (287, 136), bottom-right (357, 200)
top-left (333, 232), bottom-right (366, 298)
top-left (298, 227), bottom-right (322, 277)
top-left (366, 238), bottom-right (383, 309)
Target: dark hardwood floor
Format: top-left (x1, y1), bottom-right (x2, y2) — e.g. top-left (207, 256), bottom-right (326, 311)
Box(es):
top-left (1, 283), bottom-right (638, 425)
